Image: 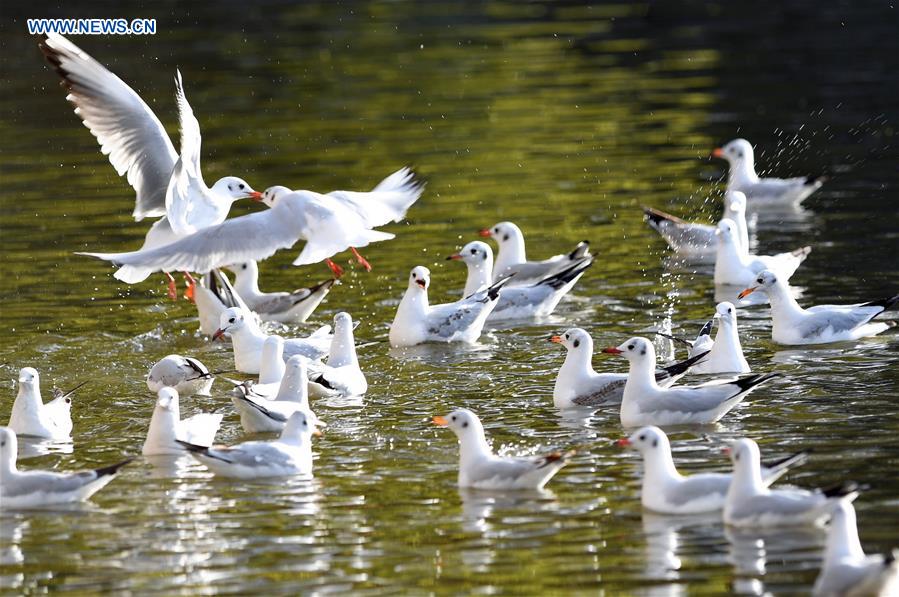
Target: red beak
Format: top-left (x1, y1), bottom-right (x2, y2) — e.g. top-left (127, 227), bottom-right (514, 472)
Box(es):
top-left (415, 279), bottom-right (426, 289)
top-left (549, 335), bottom-right (563, 344)
top-left (248, 191), bottom-right (263, 201)
top-left (212, 329), bottom-right (226, 341)
top-left (602, 347), bottom-right (622, 354)
top-left (615, 438), bottom-right (631, 447)
top-left (446, 254), bottom-right (463, 261)
top-left (711, 147), bottom-right (724, 158)
top-left (477, 228), bottom-right (491, 238)
top-left (722, 447), bottom-right (732, 455)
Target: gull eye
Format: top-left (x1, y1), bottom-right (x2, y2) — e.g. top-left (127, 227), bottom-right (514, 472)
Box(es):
top-left (228, 317), bottom-right (235, 323)
top-left (573, 339), bottom-right (580, 348)
top-left (564, 334), bottom-right (569, 339)
top-left (451, 415), bottom-right (456, 421)
top-left (728, 308), bottom-right (733, 313)
top-left (638, 434), bottom-right (645, 441)
top-left (239, 183), bottom-right (245, 190)
top-left (493, 228), bottom-right (499, 233)
top-left (462, 421), bottom-right (469, 428)
top-left (627, 344), bottom-right (634, 350)
top-left (65, 398), bottom-right (71, 404)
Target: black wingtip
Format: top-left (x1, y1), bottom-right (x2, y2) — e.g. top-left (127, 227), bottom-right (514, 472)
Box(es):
top-left (174, 439), bottom-right (209, 454)
top-left (659, 350), bottom-right (709, 381)
top-left (94, 457), bottom-right (134, 477)
top-left (861, 294), bottom-right (899, 318)
top-left (235, 394), bottom-right (288, 422)
top-left (762, 448), bottom-right (812, 471)
top-left (653, 331), bottom-right (694, 348)
top-left (486, 274), bottom-right (515, 300)
top-left (643, 207), bottom-right (667, 228)
top-left (697, 319), bottom-right (714, 338)
top-left (542, 256), bottom-right (595, 289)
top-left (731, 372), bottom-right (781, 392)
top-left (805, 174), bottom-right (827, 186)
top-left (821, 480), bottom-right (859, 499)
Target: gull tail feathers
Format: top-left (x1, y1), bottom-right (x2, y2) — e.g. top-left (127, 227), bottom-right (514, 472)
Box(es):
top-left (94, 458), bottom-right (135, 478)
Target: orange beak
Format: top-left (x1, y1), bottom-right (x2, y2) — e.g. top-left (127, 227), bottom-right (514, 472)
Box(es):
top-left (477, 228), bottom-right (491, 238)
top-left (432, 415), bottom-right (449, 427)
top-left (738, 286), bottom-right (757, 299)
top-left (711, 147), bottom-right (724, 158)
top-left (615, 438), bottom-right (631, 447)
top-left (312, 428), bottom-right (323, 437)
top-left (211, 329), bottom-right (226, 341)
top-left (549, 335), bottom-right (563, 343)
top-left (248, 191), bottom-right (263, 201)
top-left (602, 347), bottom-right (622, 354)
top-left (446, 254), bottom-right (463, 261)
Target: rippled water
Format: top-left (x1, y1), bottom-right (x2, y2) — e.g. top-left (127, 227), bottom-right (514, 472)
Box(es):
top-left (2, 1), bottom-right (898, 594)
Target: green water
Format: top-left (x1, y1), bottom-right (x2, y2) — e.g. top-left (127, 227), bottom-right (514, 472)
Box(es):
top-left (1, 1), bottom-right (898, 594)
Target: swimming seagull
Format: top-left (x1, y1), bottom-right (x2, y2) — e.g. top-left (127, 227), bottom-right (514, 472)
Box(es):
top-left (433, 408), bottom-right (574, 490)
top-left (644, 191), bottom-right (751, 258)
top-left (740, 270), bottom-right (899, 345)
top-left (231, 356), bottom-right (320, 434)
top-left (389, 266), bottom-right (512, 347)
top-left (602, 337), bottom-right (777, 427)
top-left (306, 312), bottom-right (367, 396)
top-left (447, 241), bottom-right (593, 320)
top-left (724, 437), bottom-right (857, 527)
top-left (178, 410), bottom-right (319, 479)
top-left (224, 260), bottom-right (335, 323)
top-left (193, 268), bottom-right (259, 337)
top-left (78, 179), bottom-right (417, 285)
top-left (146, 355), bottom-right (214, 397)
top-left (688, 302), bottom-right (750, 374)
top-left (616, 426), bottom-right (809, 514)
top-left (0, 427), bottom-right (132, 508)
top-left (713, 138), bottom-right (825, 206)
top-left (212, 307), bottom-right (331, 374)
top-left (142, 388), bottom-right (223, 456)
top-left (714, 218), bottom-right (810, 286)
top-left (8, 367), bottom-right (80, 441)
top-left (478, 221), bottom-right (591, 285)
top-left (550, 328), bottom-right (708, 409)
top-left (812, 500), bottom-right (899, 596)
top-left (38, 34), bottom-right (260, 299)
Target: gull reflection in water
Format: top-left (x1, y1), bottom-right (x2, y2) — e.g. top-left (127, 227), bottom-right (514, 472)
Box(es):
top-left (640, 511), bottom-right (724, 596)
top-left (15, 435), bottom-right (74, 459)
top-left (725, 523), bottom-right (824, 595)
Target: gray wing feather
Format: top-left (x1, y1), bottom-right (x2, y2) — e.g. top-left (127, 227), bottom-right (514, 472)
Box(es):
top-left (207, 443), bottom-right (296, 468)
top-left (572, 378), bottom-right (626, 406)
top-left (3, 470), bottom-right (99, 498)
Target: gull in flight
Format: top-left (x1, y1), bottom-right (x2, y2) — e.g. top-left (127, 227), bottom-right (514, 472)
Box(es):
top-left (603, 337), bottom-right (777, 427)
top-left (433, 408), bottom-right (574, 490)
top-left (0, 427), bottom-right (131, 508)
top-left (617, 426), bottom-right (808, 514)
top-left (179, 411), bottom-right (319, 479)
top-left (447, 241), bottom-right (593, 320)
top-left (39, 33), bottom-right (260, 299)
top-left (478, 221), bottom-right (591, 286)
top-left (550, 328), bottom-right (708, 409)
top-left (713, 138), bottom-right (825, 206)
top-left (740, 270), bottom-right (898, 344)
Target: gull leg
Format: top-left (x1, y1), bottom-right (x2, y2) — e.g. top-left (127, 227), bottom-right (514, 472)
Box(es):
top-left (325, 258), bottom-right (344, 278)
top-left (165, 272), bottom-right (177, 301)
top-left (350, 247), bottom-right (372, 272)
top-left (183, 272), bottom-right (197, 303)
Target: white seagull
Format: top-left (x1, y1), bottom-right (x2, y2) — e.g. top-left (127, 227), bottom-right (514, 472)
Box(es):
top-left (178, 411), bottom-right (319, 479)
top-left (447, 241), bottom-right (593, 320)
top-left (688, 302), bottom-right (751, 374)
top-left (433, 408), bottom-right (573, 490)
top-left (39, 34), bottom-right (260, 299)
top-left (146, 355), bottom-right (214, 397)
top-left (212, 307), bottom-right (331, 374)
top-left (644, 191), bottom-right (751, 258)
top-left (617, 426), bottom-right (808, 514)
top-left (602, 337), bottom-right (777, 427)
top-left (813, 500), bottom-right (899, 596)
top-left (306, 312), bottom-right (367, 396)
top-left (225, 260), bottom-right (335, 323)
top-left (550, 328), bottom-right (708, 409)
top-left (478, 221), bottom-right (591, 285)
top-left (724, 437), bottom-right (857, 527)
top-left (714, 218), bottom-right (810, 286)
top-left (142, 388), bottom-right (223, 456)
top-left (231, 356), bottom-right (319, 434)
top-left (0, 427), bottom-right (131, 508)
top-left (193, 268), bottom-right (258, 337)
top-left (713, 138), bottom-right (825, 206)
top-left (8, 367), bottom-right (80, 441)
top-left (389, 266), bottom-right (512, 347)
top-left (740, 270), bottom-right (898, 345)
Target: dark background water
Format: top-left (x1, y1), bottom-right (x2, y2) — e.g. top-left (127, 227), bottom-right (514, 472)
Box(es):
top-left (1, 1), bottom-right (898, 594)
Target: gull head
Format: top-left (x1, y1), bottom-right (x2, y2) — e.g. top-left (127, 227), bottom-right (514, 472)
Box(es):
top-left (739, 270), bottom-right (779, 299)
top-left (212, 176), bottom-right (262, 201)
top-left (156, 387), bottom-right (179, 412)
top-left (713, 138), bottom-right (754, 166)
top-left (433, 408), bottom-right (483, 440)
top-left (334, 312), bottom-right (354, 334)
top-left (0, 427), bottom-right (17, 464)
top-left (715, 218), bottom-right (738, 244)
top-left (715, 301), bottom-right (737, 325)
top-left (480, 221), bottom-right (522, 245)
top-left (408, 266), bottom-right (430, 291)
top-left (447, 241), bottom-right (493, 265)
top-left (726, 437), bottom-right (761, 472)
top-left (725, 191), bottom-right (747, 214)
top-left (259, 185), bottom-right (293, 208)
top-left (616, 425), bottom-right (669, 453)
top-left (282, 410), bottom-right (321, 441)
top-left (602, 336), bottom-right (655, 363)
top-left (550, 328), bottom-right (592, 353)
top-left (284, 355), bottom-right (308, 379)
top-left (213, 307), bottom-right (248, 340)
top-left (18, 367), bottom-right (38, 387)
top-left (224, 261), bottom-right (258, 279)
